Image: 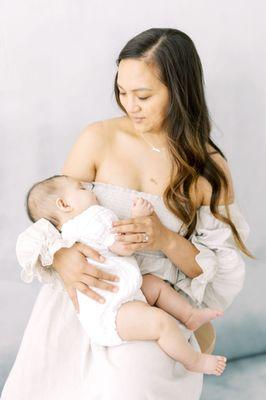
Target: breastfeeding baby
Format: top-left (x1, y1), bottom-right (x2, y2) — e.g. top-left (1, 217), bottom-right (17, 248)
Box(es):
top-left (26, 174), bottom-right (227, 376)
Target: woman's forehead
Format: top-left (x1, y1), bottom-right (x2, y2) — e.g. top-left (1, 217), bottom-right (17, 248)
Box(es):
top-left (117, 59), bottom-right (160, 89)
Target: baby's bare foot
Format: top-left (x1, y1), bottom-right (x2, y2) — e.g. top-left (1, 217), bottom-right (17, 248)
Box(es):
top-left (131, 197), bottom-right (154, 218)
top-left (185, 308), bottom-right (224, 331)
top-left (185, 354), bottom-right (227, 376)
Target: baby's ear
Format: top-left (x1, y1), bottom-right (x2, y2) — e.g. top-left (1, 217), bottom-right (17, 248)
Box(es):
top-left (56, 197), bottom-right (72, 212)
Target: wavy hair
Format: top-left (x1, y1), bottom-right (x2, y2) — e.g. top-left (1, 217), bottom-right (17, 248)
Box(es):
top-left (114, 28), bottom-right (253, 258)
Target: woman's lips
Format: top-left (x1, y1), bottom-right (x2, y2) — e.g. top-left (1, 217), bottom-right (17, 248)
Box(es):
top-left (132, 117), bottom-right (145, 123)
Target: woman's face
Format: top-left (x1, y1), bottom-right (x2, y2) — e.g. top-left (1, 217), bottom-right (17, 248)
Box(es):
top-left (117, 58), bottom-right (169, 134)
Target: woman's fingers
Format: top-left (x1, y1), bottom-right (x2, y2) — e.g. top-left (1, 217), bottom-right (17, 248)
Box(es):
top-left (111, 223), bottom-right (145, 234)
top-left (75, 282), bottom-right (106, 304)
top-left (76, 242), bottom-right (105, 262)
top-left (115, 233), bottom-right (150, 243)
top-left (77, 243), bottom-right (120, 283)
top-left (115, 242), bottom-right (149, 252)
top-left (84, 261), bottom-right (120, 283)
top-left (81, 273), bottom-right (119, 293)
top-left (66, 286), bottom-right (80, 314)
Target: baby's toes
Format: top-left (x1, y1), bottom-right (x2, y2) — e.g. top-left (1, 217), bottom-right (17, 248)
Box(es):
top-left (217, 358), bottom-right (226, 371)
top-left (134, 197), bottom-right (144, 206)
top-left (218, 356), bottom-right (227, 364)
top-left (216, 365), bottom-right (226, 375)
top-left (143, 199), bottom-right (152, 208)
top-left (142, 199), bottom-right (149, 206)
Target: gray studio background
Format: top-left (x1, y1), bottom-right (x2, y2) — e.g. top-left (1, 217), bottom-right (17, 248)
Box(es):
top-left (0, 0), bottom-right (265, 398)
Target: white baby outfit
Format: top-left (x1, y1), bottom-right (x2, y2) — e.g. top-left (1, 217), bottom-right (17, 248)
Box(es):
top-left (1, 182), bottom-right (250, 400)
top-left (61, 204), bottom-right (146, 346)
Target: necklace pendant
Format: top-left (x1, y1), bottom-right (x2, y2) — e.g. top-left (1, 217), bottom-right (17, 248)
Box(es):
top-left (152, 147), bottom-right (161, 153)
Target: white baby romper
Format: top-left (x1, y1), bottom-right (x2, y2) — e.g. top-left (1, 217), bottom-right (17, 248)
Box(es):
top-left (60, 204), bottom-right (146, 346)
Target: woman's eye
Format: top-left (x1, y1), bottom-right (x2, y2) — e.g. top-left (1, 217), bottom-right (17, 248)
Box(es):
top-left (138, 97), bottom-right (150, 100)
top-left (119, 92), bottom-right (126, 96)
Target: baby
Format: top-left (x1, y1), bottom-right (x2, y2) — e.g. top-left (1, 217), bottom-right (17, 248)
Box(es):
top-left (26, 174), bottom-right (226, 376)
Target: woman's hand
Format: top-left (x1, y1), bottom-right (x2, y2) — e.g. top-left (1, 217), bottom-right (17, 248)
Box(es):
top-left (111, 211), bottom-right (170, 254)
top-left (53, 243), bottom-right (120, 313)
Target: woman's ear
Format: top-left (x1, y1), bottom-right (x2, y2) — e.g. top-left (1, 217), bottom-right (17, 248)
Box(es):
top-left (56, 197), bottom-right (73, 212)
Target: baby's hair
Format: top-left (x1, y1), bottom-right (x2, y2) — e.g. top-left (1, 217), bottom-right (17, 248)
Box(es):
top-left (26, 174), bottom-right (70, 227)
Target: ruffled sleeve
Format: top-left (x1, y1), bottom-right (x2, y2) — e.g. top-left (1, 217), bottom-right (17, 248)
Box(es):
top-left (16, 218), bottom-right (77, 283)
top-left (174, 203), bottom-right (250, 310)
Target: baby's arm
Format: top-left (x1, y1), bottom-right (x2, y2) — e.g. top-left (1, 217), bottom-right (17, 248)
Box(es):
top-left (108, 197), bottom-right (154, 256)
top-left (141, 274), bottom-right (223, 331)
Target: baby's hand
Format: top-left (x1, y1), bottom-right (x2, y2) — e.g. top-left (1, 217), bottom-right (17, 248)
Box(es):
top-left (108, 239), bottom-right (135, 256)
top-left (131, 197), bottom-right (154, 218)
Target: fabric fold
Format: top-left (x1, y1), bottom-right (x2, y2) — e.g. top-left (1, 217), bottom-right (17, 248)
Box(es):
top-left (16, 218), bottom-right (76, 284)
top-left (175, 203), bottom-right (250, 310)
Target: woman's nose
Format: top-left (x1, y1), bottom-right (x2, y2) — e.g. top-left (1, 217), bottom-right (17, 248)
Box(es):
top-left (125, 98), bottom-right (141, 113)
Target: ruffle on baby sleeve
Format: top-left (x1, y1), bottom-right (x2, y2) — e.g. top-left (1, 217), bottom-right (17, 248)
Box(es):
top-left (16, 218), bottom-right (76, 283)
top-left (175, 203), bottom-right (250, 310)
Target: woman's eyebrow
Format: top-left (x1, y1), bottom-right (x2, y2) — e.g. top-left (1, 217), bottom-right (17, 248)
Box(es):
top-left (117, 83), bottom-right (152, 92)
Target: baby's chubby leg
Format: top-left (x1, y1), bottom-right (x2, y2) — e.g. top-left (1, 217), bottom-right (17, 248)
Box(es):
top-left (141, 274), bottom-right (223, 331)
top-left (116, 300), bottom-right (226, 375)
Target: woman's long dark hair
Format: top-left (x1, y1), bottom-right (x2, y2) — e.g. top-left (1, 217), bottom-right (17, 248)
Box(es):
top-left (114, 28), bottom-right (253, 258)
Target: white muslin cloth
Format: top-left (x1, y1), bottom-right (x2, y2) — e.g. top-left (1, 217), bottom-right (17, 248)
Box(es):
top-left (1, 181), bottom-right (250, 400)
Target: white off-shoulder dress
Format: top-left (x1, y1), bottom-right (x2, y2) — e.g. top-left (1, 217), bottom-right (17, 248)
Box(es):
top-left (1, 182), bottom-right (250, 400)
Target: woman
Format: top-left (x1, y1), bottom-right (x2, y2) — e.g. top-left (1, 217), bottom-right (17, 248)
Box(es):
top-left (2, 28), bottom-right (252, 400)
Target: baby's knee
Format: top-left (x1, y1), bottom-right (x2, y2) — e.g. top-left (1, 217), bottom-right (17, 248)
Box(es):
top-left (141, 274), bottom-right (162, 305)
top-left (141, 274), bottom-right (169, 305)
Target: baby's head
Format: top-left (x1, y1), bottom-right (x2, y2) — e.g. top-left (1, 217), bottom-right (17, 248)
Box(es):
top-left (26, 175), bottom-right (98, 230)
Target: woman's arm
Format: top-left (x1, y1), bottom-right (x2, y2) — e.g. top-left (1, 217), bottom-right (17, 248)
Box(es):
top-left (17, 122), bottom-right (120, 312)
top-left (62, 121), bottom-right (104, 180)
top-left (160, 154), bottom-right (235, 278)
top-left (161, 232), bottom-right (202, 278)
top-left (112, 214), bottom-right (203, 278)
top-left (112, 154), bottom-right (235, 280)
top-left (53, 122), bottom-right (121, 309)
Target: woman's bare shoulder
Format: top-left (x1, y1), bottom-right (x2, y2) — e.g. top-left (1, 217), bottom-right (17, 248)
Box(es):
top-left (61, 116), bottom-right (128, 180)
top-left (81, 116), bottom-right (130, 141)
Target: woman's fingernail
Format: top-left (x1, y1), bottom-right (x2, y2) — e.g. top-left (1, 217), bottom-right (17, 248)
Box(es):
top-left (115, 277), bottom-right (120, 282)
top-left (99, 298), bottom-right (105, 303)
top-left (99, 256), bottom-right (105, 262)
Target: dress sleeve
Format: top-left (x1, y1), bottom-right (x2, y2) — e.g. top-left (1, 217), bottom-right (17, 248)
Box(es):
top-left (174, 203), bottom-right (250, 310)
top-left (16, 218), bottom-right (76, 283)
